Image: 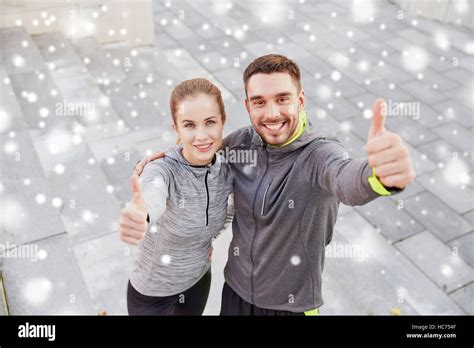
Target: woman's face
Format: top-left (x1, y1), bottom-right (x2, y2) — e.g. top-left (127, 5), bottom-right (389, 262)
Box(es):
top-left (173, 93), bottom-right (224, 166)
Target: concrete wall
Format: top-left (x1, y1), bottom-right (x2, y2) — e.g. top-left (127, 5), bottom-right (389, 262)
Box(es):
top-left (0, 0), bottom-right (154, 46)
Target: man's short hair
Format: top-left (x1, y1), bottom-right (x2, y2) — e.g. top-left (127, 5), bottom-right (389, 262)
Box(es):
top-left (243, 54), bottom-right (302, 96)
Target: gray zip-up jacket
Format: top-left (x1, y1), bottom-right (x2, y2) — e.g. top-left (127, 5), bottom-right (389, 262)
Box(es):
top-left (222, 125), bottom-right (392, 312)
top-left (130, 146), bottom-right (233, 297)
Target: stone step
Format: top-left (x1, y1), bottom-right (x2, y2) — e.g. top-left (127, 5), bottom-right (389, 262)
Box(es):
top-left (417, 169), bottom-right (474, 215)
top-left (71, 37), bottom-right (126, 84)
top-left (462, 211), bottom-right (474, 226)
top-left (131, 127), bottom-right (177, 156)
top-left (1, 130), bottom-right (67, 246)
top-left (32, 32), bottom-right (124, 134)
top-left (433, 99), bottom-right (474, 129)
top-left (213, 67), bottom-right (246, 100)
top-left (221, 97), bottom-right (251, 131)
top-left (85, 125), bottom-right (171, 204)
top-left (431, 121), bottom-right (473, 154)
top-left (398, 79), bottom-right (449, 105)
top-left (2, 233), bottom-right (96, 314)
top-left (449, 283), bottom-right (474, 314)
top-left (162, 18), bottom-right (198, 42)
top-left (98, 148), bottom-right (144, 205)
top-left (355, 197), bottom-right (425, 243)
top-left (395, 231), bottom-right (473, 294)
top-left (418, 139), bottom-right (473, 168)
top-left (8, 69), bottom-right (76, 135)
top-left (31, 137), bottom-right (122, 245)
top-left (323, 211), bottom-right (465, 314)
top-left (441, 85), bottom-right (473, 112)
top-left (0, 27), bottom-right (46, 75)
top-left (100, 79), bottom-right (163, 132)
top-left (105, 43), bottom-right (205, 78)
top-left (32, 32), bottom-right (85, 73)
top-left (101, 45), bottom-right (167, 86)
top-left (448, 232), bottom-right (474, 268)
top-left (1, 64), bottom-right (66, 246)
top-left (72, 231), bottom-right (138, 315)
top-left (403, 191), bottom-right (472, 243)
top-left (32, 31), bottom-right (98, 98)
top-left (0, 64), bottom-right (29, 134)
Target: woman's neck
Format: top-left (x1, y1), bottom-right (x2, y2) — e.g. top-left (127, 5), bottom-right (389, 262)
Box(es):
top-left (182, 147), bottom-right (215, 167)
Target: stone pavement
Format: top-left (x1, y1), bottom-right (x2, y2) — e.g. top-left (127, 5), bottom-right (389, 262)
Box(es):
top-left (0, 0), bottom-right (472, 315)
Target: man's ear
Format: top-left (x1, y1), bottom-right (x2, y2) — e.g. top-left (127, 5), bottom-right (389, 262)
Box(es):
top-left (245, 99), bottom-right (250, 114)
top-left (298, 89), bottom-right (305, 109)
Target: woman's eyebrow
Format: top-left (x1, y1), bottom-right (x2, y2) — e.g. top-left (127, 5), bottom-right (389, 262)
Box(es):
top-left (181, 116), bottom-right (217, 123)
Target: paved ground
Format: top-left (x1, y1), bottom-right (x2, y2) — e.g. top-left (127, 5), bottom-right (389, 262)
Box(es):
top-left (0, 0), bottom-right (472, 315)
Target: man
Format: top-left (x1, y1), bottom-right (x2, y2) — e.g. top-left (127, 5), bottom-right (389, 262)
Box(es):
top-left (120, 54), bottom-right (415, 315)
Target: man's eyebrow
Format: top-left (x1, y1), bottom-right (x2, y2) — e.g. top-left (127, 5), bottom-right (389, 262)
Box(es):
top-left (275, 92), bottom-right (292, 97)
top-left (249, 95), bottom-right (263, 101)
top-left (249, 92), bottom-right (293, 101)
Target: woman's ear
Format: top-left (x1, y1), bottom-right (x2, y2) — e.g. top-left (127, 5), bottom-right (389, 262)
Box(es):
top-left (172, 123), bottom-right (182, 145)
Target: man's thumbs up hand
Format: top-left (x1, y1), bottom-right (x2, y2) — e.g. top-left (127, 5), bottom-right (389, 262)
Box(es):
top-left (119, 175), bottom-right (149, 245)
top-left (365, 99), bottom-right (415, 189)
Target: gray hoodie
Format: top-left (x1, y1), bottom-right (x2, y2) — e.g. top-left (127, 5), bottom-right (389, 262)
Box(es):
top-left (222, 125), bottom-right (393, 312)
top-left (130, 146), bottom-right (233, 297)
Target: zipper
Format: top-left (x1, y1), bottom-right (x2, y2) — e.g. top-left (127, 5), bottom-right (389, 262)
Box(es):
top-left (260, 181), bottom-right (271, 216)
top-left (250, 145), bottom-right (268, 304)
top-left (204, 167), bottom-right (210, 226)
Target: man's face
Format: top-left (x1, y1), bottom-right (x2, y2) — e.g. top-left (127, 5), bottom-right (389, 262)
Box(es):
top-left (245, 72), bottom-right (304, 146)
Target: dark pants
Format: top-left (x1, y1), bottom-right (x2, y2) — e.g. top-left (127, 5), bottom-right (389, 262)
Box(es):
top-left (220, 282), bottom-right (317, 316)
top-left (127, 269), bottom-right (211, 316)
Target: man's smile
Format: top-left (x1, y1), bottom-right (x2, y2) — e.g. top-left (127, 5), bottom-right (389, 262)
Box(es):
top-left (262, 121), bottom-right (288, 134)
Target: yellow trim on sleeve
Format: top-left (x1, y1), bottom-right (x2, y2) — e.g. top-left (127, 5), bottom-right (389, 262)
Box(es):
top-left (368, 167), bottom-right (392, 196)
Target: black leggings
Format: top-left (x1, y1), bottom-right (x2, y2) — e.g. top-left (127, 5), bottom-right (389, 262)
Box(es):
top-left (220, 282), bottom-right (312, 316)
top-left (127, 269), bottom-right (212, 316)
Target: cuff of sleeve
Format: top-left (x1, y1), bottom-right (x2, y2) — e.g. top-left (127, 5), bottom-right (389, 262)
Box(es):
top-left (368, 167), bottom-right (392, 196)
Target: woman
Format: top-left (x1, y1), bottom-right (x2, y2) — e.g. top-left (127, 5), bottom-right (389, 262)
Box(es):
top-left (122, 78), bottom-right (233, 315)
